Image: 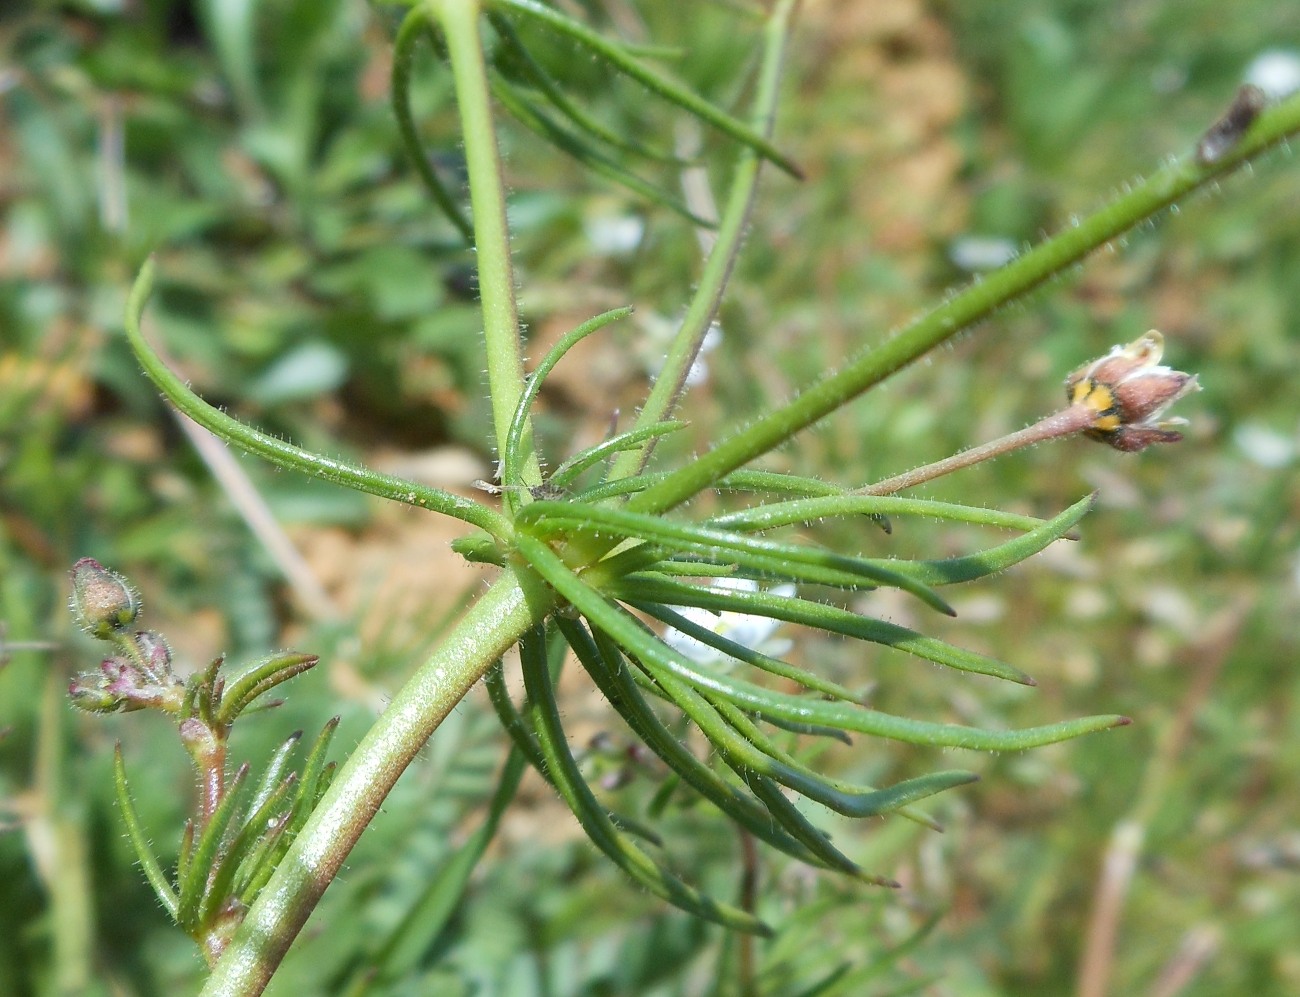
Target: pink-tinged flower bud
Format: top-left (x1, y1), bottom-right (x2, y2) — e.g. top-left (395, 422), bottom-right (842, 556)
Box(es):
top-left (133, 630), bottom-right (174, 683)
top-left (68, 675), bottom-right (126, 713)
top-left (70, 558), bottom-right (140, 639)
top-left (1064, 330), bottom-right (1201, 453)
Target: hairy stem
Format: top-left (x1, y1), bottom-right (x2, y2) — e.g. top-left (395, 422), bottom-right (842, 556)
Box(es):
top-left (199, 573), bottom-right (544, 996)
top-left (628, 90), bottom-right (1300, 515)
top-left (606, 0), bottom-right (800, 481)
top-left (858, 404), bottom-right (1098, 496)
top-left (434, 0), bottom-right (540, 484)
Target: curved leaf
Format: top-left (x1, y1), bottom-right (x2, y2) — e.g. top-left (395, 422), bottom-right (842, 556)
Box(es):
top-left (124, 260), bottom-right (507, 537)
top-left (392, 7), bottom-right (474, 240)
top-left (493, 0), bottom-right (803, 178)
top-left (619, 576), bottom-right (1033, 686)
top-left (516, 624), bottom-right (770, 934)
top-left (515, 533), bottom-right (1129, 750)
top-left (517, 501), bottom-right (954, 615)
top-left (114, 745), bottom-right (179, 919)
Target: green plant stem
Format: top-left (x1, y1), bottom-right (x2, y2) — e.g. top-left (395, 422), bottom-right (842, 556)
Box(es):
top-left (392, 6), bottom-right (475, 241)
top-left (431, 0), bottom-right (540, 484)
top-left (199, 573), bottom-right (546, 996)
top-left (627, 90), bottom-right (1300, 515)
top-left (607, 0), bottom-right (799, 483)
top-left (858, 403), bottom-right (1098, 496)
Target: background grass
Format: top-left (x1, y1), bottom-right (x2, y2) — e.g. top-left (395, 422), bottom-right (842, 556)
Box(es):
top-left (1, 0), bottom-right (1298, 994)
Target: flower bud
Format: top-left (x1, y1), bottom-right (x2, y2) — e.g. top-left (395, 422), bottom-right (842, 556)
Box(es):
top-left (70, 559), bottom-right (140, 639)
top-left (68, 675), bottom-right (126, 713)
top-left (132, 630), bottom-right (174, 683)
top-left (1065, 330), bottom-right (1200, 453)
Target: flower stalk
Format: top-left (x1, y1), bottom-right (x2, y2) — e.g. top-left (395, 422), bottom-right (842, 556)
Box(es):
top-left (859, 330), bottom-right (1200, 496)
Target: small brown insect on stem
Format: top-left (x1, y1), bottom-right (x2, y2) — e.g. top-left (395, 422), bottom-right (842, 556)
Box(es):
top-left (1196, 84), bottom-right (1268, 165)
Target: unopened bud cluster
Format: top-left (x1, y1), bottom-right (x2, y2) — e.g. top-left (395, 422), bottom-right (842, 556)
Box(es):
top-left (68, 558), bottom-right (184, 714)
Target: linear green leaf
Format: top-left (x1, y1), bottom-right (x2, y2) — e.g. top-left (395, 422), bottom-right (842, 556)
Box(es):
top-left (114, 745), bottom-right (179, 920)
top-left (878, 493), bottom-right (1094, 586)
top-left (493, 0), bottom-right (802, 177)
top-left (392, 7), bottom-right (474, 240)
top-left (563, 617), bottom-right (860, 873)
top-left (516, 533), bottom-right (1129, 750)
top-left (619, 576), bottom-right (1034, 686)
top-left (177, 764), bottom-right (250, 932)
top-left (549, 422), bottom-right (688, 490)
top-left (198, 775), bottom-right (296, 928)
top-left (517, 623), bottom-right (770, 934)
top-left (217, 652), bottom-right (318, 727)
top-left (245, 732), bottom-right (303, 822)
top-left (644, 654), bottom-right (977, 820)
top-left (490, 75), bottom-right (713, 225)
top-left (125, 260), bottom-right (508, 537)
top-left (710, 492), bottom-right (1056, 534)
top-left (483, 654), bottom-right (664, 847)
top-left (517, 501), bottom-right (954, 614)
top-left (488, 12), bottom-right (684, 164)
top-left (638, 601), bottom-right (860, 702)
top-left (503, 306), bottom-right (633, 497)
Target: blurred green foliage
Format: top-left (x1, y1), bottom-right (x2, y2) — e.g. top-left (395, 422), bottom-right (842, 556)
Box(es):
top-left (2, 0), bottom-right (1298, 994)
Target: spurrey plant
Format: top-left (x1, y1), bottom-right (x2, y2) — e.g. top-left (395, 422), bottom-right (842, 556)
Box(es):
top-left (68, 2), bottom-right (1300, 994)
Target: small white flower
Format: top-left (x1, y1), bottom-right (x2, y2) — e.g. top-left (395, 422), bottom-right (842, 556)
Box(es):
top-left (583, 210), bottom-right (645, 256)
top-left (1233, 423), bottom-right (1296, 469)
top-left (1245, 49), bottom-right (1300, 99)
top-left (662, 577), bottom-right (795, 669)
top-left (640, 314), bottom-right (723, 387)
top-left (948, 235), bottom-right (1019, 273)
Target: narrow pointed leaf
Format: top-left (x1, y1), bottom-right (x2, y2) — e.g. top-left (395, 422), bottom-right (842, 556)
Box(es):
top-left (494, 0), bottom-right (803, 177)
top-left (744, 773), bottom-right (892, 884)
top-left (198, 775), bottom-right (296, 928)
top-left (491, 76), bottom-right (713, 226)
top-left (484, 657), bottom-right (663, 846)
top-left (620, 576), bottom-right (1033, 685)
top-left (113, 745), bottom-right (179, 919)
top-left (216, 652), bottom-right (318, 727)
top-left (282, 717), bottom-right (340, 839)
top-left (649, 657), bottom-right (977, 820)
top-left (518, 501), bottom-right (954, 614)
top-left (245, 731), bottom-right (303, 824)
top-left (177, 764), bottom-right (250, 931)
top-left (488, 13), bottom-right (685, 164)
top-left (515, 533), bottom-right (1129, 750)
top-left (710, 491), bottom-right (1056, 534)
top-left (877, 493), bottom-right (1094, 586)
top-left (562, 618), bottom-right (855, 872)
top-left (639, 601), bottom-right (860, 702)
top-left (392, 7), bottom-right (474, 240)
top-left (549, 421), bottom-right (688, 490)
top-left (504, 306), bottom-right (633, 496)
top-left (518, 624), bottom-right (769, 934)
top-left (570, 471), bottom-right (673, 503)
top-left (125, 261), bottom-right (507, 536)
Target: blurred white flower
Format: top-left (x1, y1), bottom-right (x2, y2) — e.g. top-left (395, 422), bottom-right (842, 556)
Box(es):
top-left (948, 234), bottom-right (1019, 273)
top-left (1245, 49), bottom-right (1300, 99)
top-left (662, 577), bottom-right (795, 669)
top-left (640, 313), bottom-right (723, 387)
top-left (583, 210), bottom-right (645, 256)
top-left (1233, 423), bottom-right (1297, 469)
